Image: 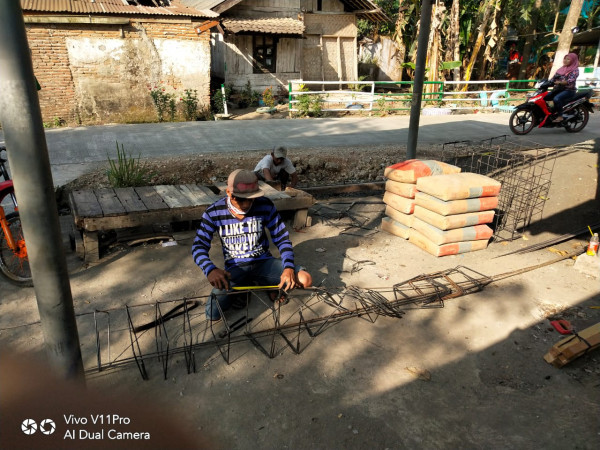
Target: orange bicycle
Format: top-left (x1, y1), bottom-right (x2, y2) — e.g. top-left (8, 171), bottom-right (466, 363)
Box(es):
top-left (0, 145), bottom-right (32, 286)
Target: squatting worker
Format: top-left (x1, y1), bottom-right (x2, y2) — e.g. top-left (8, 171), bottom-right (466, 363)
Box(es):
top-left (254, 145), bottom-right (298, 190)
top-left (192, 169), bottom-right (312, 320)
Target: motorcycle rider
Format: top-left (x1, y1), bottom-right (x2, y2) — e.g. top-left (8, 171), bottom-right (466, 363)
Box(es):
top-left (546, 52), bottom-right (580, 123)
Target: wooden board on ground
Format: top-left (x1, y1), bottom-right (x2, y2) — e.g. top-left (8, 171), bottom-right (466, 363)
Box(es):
top-left (69, 183), bottom-right (315, 262)
top-left (544, 322), bottom-right (600, 367)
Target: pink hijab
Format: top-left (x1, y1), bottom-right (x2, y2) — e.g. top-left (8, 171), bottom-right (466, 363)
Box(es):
top-left (556, 53), bottom-right (579, 76)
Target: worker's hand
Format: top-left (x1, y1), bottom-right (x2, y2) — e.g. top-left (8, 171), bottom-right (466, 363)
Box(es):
top-left (207, 268), bottom-right (231, 291)
top-left (279, 267), bottom-right (299, 291)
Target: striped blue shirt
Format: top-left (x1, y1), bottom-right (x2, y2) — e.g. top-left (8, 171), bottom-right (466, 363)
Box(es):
top-left (192, 196), bottom-right (295, 276)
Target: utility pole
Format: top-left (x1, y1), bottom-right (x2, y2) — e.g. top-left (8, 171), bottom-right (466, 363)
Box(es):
top-left (407, 0), bottom-right (434, 159)
top-left (0, 0), bottom-right (84, 382)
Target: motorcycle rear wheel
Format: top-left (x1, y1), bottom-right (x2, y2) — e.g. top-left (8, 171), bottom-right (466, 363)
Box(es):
top-left (564, 106), bottom-right (589, 133)
top-left (509, 109), bottom-right (536, 135)
top-left (0, 212), bottom-right (33, 287)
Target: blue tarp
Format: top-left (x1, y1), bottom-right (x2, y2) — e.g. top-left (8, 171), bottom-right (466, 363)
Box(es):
top-left (561, 0), bottom-right (598, 19)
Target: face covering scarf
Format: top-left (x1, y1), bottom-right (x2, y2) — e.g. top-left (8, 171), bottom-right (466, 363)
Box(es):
top-left (227, 196), bottom-right (249, 216)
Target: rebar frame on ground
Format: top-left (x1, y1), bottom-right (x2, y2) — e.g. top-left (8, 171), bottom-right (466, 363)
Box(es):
top-left (76, 266), bottom-right (494, 380)
top-left (441, 135), bottom-right (558, 241)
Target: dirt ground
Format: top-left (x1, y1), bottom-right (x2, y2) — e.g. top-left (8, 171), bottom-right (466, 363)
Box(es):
top-left (1, 133), bottom-right (599, 449)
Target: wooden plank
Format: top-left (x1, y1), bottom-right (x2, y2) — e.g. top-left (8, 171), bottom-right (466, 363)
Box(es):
top-left (178, 185), bottom-right (219, 206)
top-left (135, 186), bottom-right (169, 211)
top-left (114, 187), bottom-right (147, 213)
top-left (155, 185), bottom-right (193, 209)
top-left (544, 322), bottom-right (600, 367)
top-left (213, 181), bottom-right (227, 194)
top-left (70, 190), bottom-right (103, 220)
top-left (77, 206), bottom-right (211, 231)
top-left (258, 181), bottom-right (290, 200)
top-left (82, 231), bottom-right (99, 263)
top-left (185, 184), bottom-right (221, 204)
top-left (96, 188), bottom-right (126, 216)
top-left (271, 193), bottom-right (315, 212)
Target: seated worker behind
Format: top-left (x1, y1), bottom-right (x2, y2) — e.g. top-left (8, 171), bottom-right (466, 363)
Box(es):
top-left (254, 146), bottom-right (298, 190)
top-left (192, 169), bottom-right (312, 320)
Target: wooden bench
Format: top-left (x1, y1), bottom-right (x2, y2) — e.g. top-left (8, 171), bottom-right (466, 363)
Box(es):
top-left (69, 182), bottom-right (315, 262)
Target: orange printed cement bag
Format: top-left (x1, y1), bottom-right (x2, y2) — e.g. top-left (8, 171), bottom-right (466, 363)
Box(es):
top-left (409, 229), bottom-right (490, 257)
top-left (415, 192), bottom-right (499, 215)
top-left (385, 180), bottom-right (418, 198)
top-left (411, 217), bottom-right (493, 245)
top-left (384, 160), bottom-right (461, 183)
top-left (385, 205), bottom-right (414, 228)
top-left (416, 173), bottom-right (501, 200)
top-left (381, 216), bottom-right (411, 239)
top-left (383, 191), bottom-right (415, 214)
top-left (414, 206), bottom-right (495, 230)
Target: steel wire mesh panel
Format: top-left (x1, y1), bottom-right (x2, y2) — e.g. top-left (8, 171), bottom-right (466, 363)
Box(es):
top-left (442, 136), bottom-right (557, 241)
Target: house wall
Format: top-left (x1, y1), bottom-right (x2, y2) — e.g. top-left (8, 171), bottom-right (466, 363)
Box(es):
top-left (224, 34), bottom-right (301, 94)
top-left (228, 0), bottom-right (300, 18)
top-left (301, 0), bottom-right (345, 13)
top-left (304, 13), bottom-right (357, 81)
top-left (25, 19), bottom-right (210, 125)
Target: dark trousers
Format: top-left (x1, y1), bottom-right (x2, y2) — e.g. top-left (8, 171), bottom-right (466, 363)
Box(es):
top-left (545, 89), bottom-right (575, 115)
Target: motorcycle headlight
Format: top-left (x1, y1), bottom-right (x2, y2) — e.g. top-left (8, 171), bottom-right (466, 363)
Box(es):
top-left (534, 81), bottom-right (543, 89)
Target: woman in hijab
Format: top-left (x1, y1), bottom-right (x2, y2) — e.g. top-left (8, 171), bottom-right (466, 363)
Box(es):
top-left (546, 52), bottom-right (580, 122)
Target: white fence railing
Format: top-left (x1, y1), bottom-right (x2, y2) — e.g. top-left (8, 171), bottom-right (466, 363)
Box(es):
top-left (288, 79), bottom-right (600, 114)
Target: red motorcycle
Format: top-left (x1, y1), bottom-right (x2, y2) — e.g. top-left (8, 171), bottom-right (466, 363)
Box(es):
top-left (509, 80), bottom-right (595, 135)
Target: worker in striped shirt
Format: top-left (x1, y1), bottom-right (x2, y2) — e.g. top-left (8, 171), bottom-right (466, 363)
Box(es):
top-left (192, 169), bottom-right (312, 321)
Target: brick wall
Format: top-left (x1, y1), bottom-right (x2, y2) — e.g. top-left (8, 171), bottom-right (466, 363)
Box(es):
top-left (25, 19), bottom-right (211, 125)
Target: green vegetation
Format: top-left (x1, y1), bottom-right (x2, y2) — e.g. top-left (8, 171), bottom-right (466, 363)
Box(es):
top-left (181, 89), bottom-right (199, 121)
top-left (296, 85), bottom-right (323, 118)
top-left (106, 141), bottom-right (155, 188)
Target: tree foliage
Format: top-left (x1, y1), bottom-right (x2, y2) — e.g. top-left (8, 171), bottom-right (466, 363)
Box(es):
top-left (361, 0), bottom-right (595, 83)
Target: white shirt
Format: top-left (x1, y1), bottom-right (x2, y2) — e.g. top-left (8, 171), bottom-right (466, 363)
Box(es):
top-left (254, 154), bottom-right (296, 177)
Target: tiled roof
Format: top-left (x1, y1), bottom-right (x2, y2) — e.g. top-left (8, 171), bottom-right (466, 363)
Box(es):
top-left (222, 17), bottom-right (304, 35)
top-left (21, 0), bottom-right (218, 18)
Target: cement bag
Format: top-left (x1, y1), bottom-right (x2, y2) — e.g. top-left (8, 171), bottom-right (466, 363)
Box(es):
top-left (385, 180), bottom-right (417, 198)
top-left (383, 191), bottom-right (415, 214)
top-left (414, 205), bottom-right (495, 230)
top-left (384, 159), bottom-right (461, 183)
top-left (415, 192), bottom-right (499, 215)
top-left (409, 228), bottom-right (489, 257)
top-left (381, 216), bottom-right (410, 239)
top-left (385, 205), bottom-right (414, 228)
top-left (411, 217), bottom-right (493, 245)
top-left (416, 173), bottom-right (501, 200)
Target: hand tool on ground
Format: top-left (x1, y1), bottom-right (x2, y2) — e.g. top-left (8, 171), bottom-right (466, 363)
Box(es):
top-left (550, 319), bottom-right (573, 335)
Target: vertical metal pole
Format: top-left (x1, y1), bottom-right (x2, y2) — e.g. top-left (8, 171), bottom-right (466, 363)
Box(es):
top-left (0, 0), bottom-right (84, 382)
top-left (407, 0), bottom-right (434, 159)
top-left (221, 84), bottom-right (228, 115)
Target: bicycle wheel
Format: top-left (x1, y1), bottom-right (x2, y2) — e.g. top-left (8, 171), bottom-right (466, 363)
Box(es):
top-left (0, 212), bottom-right (33, 287)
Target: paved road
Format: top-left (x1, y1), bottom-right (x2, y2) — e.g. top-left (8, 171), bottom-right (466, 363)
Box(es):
top-left (2, 112), bottom-right (599, 186)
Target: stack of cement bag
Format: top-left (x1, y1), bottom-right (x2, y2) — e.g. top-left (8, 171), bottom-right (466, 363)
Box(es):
top-left (409, 173), bottom-right (501, 257)
top-left (381, 160), bottom-right (461, 239)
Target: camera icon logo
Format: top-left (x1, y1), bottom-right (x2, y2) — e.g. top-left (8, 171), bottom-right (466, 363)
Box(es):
top-left (40, 419), bottom-right (56, 435)
top-left (21, 419), bottom-right (37, 435)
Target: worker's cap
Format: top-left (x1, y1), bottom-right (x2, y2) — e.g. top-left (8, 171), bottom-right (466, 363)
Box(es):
top-left (273, 146), bottom-right (287, 159)
top-left (227, 169), bottom-right (264, 199)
